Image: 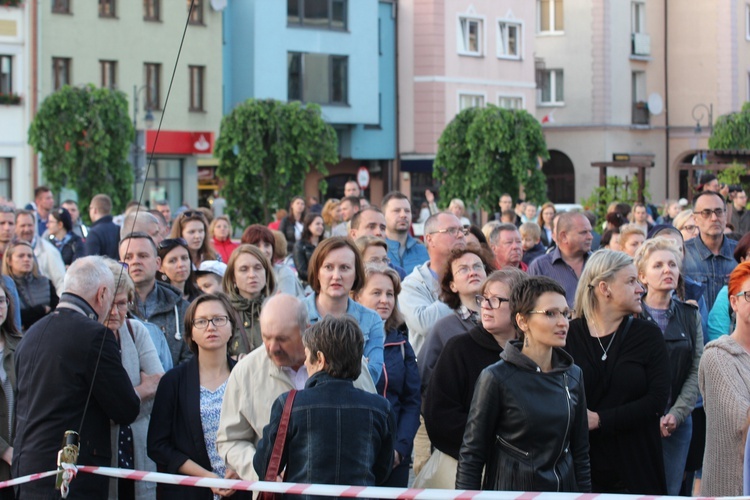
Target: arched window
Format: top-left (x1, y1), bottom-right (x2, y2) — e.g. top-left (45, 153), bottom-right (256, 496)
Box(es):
top-left (542, 150), bottom-right (575, 203)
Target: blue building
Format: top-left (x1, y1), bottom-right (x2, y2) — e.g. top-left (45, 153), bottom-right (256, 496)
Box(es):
top-left (223, 0), bottom-right (397, 203)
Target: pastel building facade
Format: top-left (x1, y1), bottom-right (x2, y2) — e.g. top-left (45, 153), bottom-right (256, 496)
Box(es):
top-left (223, 0), bottom-right (397, 204)
top-left (398, 0), bottom-right (538, 202)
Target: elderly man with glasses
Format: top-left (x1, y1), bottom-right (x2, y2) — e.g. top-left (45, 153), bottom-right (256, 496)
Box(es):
top-left (684, 191), bottom-right (739, 312)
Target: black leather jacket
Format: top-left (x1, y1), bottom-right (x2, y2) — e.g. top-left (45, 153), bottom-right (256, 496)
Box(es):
top-left (455, 341), bottom-right (591, 492)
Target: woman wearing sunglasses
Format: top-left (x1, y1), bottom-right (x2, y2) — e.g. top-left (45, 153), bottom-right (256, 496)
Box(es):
top-left (566, 250), bottom-right (670, 494)
top-left (170, 211), bottom-right (219, 269)
top-left (419, 268), bottom-right (526, 488)
top-left (158, 238), bottom-right (201, 303)
top-left (456, 276), bottom-right (590, 492)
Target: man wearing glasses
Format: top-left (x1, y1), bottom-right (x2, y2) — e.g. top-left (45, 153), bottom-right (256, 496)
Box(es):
top-left (684, 191), bottom-right (738, 311)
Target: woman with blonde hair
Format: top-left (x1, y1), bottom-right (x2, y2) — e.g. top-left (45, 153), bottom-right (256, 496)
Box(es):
top-left (566, 250), bottom-right (670, 494)
top-left (618, 224), bottom-right (646, 257)
top-left (2, 241), bottom-right (57, 331)
top-left (633, 239), bottom-right (703, 495)
top-left (352, 265), bottom-right (420, 487)
top-left (222, 245), bottom-right (276, 355)
top-left (321, 199), bottom-right (341, 237)
top-left (209, 215), bottom-right (238, 264)
top-left (170, 211), bottom-right (219, 268)
top-left (673, 210), bottom-right (699, 241)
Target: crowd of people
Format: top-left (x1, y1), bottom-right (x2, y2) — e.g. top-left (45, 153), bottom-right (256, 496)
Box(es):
top-left (0, 174), bottom-right (748, 498)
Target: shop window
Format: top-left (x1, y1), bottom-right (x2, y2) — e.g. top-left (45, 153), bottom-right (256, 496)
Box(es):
top-left (143, 158), bottom-right (183, 212)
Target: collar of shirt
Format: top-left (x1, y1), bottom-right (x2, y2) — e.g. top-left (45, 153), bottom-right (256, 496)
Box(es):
top-left (281, 364), bottom-right (309, 390)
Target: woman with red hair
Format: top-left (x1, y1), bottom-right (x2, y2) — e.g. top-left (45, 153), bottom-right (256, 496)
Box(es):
top-left (699, 261), bottom-right (750, 496)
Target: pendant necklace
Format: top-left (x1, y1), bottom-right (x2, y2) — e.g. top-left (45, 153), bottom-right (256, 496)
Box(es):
top-left (591, 319), bottom-right (617, 361)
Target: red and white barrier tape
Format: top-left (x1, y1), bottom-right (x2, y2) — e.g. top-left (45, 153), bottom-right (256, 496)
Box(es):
top-left (0, 464), bottom-right (739, 499)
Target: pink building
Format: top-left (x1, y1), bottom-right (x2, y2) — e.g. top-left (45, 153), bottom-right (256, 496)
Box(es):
top-left (398, 0), bottom-right (538, 199)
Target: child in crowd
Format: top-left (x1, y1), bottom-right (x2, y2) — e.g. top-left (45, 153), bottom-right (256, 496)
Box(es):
top-left (520, 222), bottom-right (546, 266)
top-left (194, 260), bottom-right (226, 295)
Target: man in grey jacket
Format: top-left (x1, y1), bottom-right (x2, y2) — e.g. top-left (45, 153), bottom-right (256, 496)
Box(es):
top-left (119, 232), bottom-right (191, 366)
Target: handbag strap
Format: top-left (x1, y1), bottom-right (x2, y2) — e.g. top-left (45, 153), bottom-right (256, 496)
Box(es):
top-left (264, 389), bottom-right (297, 481)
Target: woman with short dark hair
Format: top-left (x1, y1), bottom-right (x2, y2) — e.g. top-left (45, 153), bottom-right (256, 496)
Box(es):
top-left (456, 276), bottom-right (590, 492)
top-left (46, 206), bottom-right (84, 267)
top-left (254, 315), bottom-right (395, 488)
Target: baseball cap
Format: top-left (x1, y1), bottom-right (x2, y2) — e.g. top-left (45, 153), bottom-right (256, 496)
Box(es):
top-left (195, 260), bottom-right (226, 278)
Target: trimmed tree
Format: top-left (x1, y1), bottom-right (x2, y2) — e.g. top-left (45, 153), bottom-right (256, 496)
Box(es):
top-left (214, 99), bottom-right (338, 225)
top-left (28, 84), bottom-right (135, 215)
top-left (709, 101), bottom-right (750, 149)
top-left (434, 105), bottom-right (549, 213)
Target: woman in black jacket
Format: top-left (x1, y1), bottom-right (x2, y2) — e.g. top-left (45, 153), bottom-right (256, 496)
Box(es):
top-left (293, 212), bottom-right (324, 284)
top-left (456, 276), bottom-right (591, 492)
top-left (566, 250), bottom-right (670, 494)
top-left (2, 241), bottom-right (57, 331)
top-left (421, 268), bottom-right (526, 488)
top-left (278, 196), bottom-right (307, 254)
top-left (147, 294), bottom-right (251, 500)
top-left (634, 238), bottom-right (703, 495)
top-left (46, 207), bottom-right (84, 267)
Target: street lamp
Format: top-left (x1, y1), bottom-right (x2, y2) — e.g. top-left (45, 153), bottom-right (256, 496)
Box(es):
top-left (692, 103), bottom-right (713, 134)
top-left (132, 85), bottom-right (155, 188)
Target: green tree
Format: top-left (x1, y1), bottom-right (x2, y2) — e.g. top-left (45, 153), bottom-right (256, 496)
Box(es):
top-left (581, 177), bottom-right (649, 224)
top-left (434, 105), bottom-right (549, 213)
top-left (709, 101), bottom-right (750, 149)
top-left (214, 99), bottom-right (338, 225)
top-left (28, 84), bottom-right (135, 215)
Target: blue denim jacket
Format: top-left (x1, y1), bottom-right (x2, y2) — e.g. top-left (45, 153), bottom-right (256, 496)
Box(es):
top-left (683, 236), bottom-right (737, 312)
top-left (253, 372), bottom-right (396, 493)
top-left (386, 235), bottom-right (429, 275)
top-left (304, 295), bottom-right (385, 384)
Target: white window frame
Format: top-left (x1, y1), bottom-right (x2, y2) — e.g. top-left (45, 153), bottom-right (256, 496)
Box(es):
top-left (457, 15), bottom-right (484, 57)
top-left (746, 4), bottom-right (750, 40)
top-left (497, 19), bottom-right (523, 60)
top-left (497, 94), bottom-right (525, 110)
top-left (458, 92), bottom-right (485, 111)
top-left (538, 69), bottom-right (564, 106)
top-left (537, 0), bottom-right (563, 34)
top-left (631, 1), bottom-right (646, 34)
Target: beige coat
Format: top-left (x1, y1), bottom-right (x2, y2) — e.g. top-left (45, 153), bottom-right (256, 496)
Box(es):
top-left (699, 335), bottom-right (750, 497)
top-left (216, 347), bottom-right (375, 481)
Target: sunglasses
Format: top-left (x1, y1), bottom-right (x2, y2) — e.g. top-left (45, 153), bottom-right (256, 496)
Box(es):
top-left (158, 237), bottom-right (188, 250)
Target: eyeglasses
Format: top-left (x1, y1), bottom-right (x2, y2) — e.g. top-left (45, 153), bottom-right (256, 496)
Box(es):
top-left (475, 295), bottom-right (509, 309)
top-left (193, 316), bottom-right (230, 329)
top-left (159, 237), bottom-right (188, 250)
top-left (455, 263), bottom-right (484, 276)
top-left (367, 257), bottom-right (391, 266)
top-left (112, 300), bottom-right (130, 311)
top-left (528, 309), bottom-right (573, 320)
top-left (735, 291), bottom-right (750, 303)
top-left (697, 208), bottom-right (725, 219)
top-left (429, 227), bottom-right (468, 237)
top-left (681, 225), bottom-right (698, 233)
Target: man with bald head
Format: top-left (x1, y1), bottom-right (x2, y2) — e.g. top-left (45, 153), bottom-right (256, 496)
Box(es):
top-left (217, 294), bottom-right (375, 481)
top-left (120, 211), bottom-right (164, 246)
top-left (528, 211), bottom-right (593, 307)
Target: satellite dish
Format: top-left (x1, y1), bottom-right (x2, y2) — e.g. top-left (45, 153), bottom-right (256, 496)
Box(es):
top-left (647, 93), bottom-right (664, 116)
top-left (210, 0), bottom-right (227, 11)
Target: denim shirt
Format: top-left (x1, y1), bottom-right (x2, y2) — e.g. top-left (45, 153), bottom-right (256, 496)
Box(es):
top-left (304, 295), bottom-right (385, 384)
top-left (683, 236), bottom-right (738, 312)
top-left (386, 235), bottom-right (429, 275)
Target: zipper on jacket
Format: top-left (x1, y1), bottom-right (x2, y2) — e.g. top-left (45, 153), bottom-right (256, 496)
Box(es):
top-left (553, 373), bottom-right (572, 491)
top-left (496, 435), bottom-right (530, 457)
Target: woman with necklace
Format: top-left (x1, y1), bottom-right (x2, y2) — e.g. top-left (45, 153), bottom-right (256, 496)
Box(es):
top-left (566, 250), bottom-right (670, 494)
top-left (699, 261), bottom-right (750, 496)
top-left (634, 239), bottom-right (703, 495)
